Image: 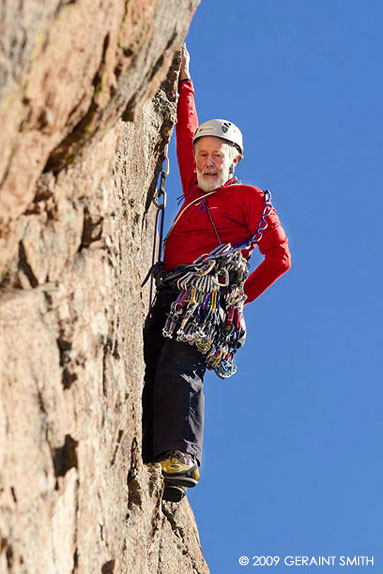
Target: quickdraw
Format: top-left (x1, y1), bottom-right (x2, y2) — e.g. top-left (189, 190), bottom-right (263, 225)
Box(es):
top-left (162, 249), bottom-right (248, 378)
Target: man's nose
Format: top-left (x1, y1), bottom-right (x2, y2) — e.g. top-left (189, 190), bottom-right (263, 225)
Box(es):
top-left (206, 155), bottom-right (215, 166)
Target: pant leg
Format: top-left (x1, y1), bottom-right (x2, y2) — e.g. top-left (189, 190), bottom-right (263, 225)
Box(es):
top-left (142, 289), bottom-right (174, 463)
top-left (153, 338), bottom-right (206, 467)
top-left (142, 287), bottom-right (206, 467)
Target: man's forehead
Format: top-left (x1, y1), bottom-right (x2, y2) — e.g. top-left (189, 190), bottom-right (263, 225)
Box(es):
top-left (195, 135), bottom-right (227, 152)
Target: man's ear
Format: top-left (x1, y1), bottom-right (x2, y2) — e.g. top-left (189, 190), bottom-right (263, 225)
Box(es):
top-left (233, 155), bottom-right (241, 165)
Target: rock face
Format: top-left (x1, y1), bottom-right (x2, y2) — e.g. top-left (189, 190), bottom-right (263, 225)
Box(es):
top-left (0, 1), bottom-right (209, 573)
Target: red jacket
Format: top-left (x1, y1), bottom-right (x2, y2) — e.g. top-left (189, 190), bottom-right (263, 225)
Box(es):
top-left (163, 80), bottom-right (291, 304)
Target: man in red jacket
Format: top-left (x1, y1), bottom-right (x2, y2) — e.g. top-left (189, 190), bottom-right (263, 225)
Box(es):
top-left (142, 46), bottom-right (291, 501)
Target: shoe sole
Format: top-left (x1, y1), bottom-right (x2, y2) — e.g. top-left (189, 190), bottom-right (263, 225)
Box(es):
top-left (163, 475), bottom-right (199, 488)
top-left (163, 484), bottom-right (187, 502)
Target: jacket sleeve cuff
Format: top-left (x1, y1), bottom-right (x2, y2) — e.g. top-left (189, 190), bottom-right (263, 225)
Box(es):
top-left (178, 79), bottom-right (194, 93)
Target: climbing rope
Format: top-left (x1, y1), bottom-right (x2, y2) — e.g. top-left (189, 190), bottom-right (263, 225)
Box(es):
top-left (147, 145), bottom-right (169, 306)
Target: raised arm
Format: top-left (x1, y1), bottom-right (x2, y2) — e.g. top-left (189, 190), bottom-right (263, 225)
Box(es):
top-left (176, 45), bottom-right (199, 195)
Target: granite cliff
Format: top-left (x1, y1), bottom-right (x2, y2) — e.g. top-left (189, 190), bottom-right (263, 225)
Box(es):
top-left (0, 1), bottom-right (209, 572)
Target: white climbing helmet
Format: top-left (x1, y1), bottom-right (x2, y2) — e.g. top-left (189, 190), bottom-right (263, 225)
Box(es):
top-left (193, 119), bottom-right (243, 158)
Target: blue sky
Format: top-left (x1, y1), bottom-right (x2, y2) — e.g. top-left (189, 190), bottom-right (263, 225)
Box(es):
top-left (161, 1), bottom-right (382, 571)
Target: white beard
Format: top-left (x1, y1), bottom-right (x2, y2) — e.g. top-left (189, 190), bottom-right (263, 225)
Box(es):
top-left (196, 161), bottom-right (233, 192)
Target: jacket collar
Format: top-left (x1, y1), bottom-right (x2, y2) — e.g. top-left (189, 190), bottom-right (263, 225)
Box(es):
top-left (194, 176), bottom-right (241, 195)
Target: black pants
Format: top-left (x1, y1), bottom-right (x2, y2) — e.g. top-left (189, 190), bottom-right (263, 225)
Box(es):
top-left (142, 287), bottom-right (206, 467)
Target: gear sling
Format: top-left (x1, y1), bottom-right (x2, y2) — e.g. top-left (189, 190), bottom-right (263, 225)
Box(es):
top-left (146, 177), bottom-right (274, 379)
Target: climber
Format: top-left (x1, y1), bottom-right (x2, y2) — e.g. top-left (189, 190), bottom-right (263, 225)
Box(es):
top-left (142, 44), bottom-right (291, 500)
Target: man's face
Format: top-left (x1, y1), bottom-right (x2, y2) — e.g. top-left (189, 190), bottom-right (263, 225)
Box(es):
top-left (194, 136), bottom-right (237, 192)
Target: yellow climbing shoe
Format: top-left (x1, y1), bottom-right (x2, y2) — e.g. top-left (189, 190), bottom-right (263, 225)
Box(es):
top-left (156, 450), bottom-right (200, 488)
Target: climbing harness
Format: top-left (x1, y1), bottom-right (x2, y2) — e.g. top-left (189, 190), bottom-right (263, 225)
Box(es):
top-left (157, 189), bottom-right (273, 379)
top-left (147, 145), bottom-right (169, 306)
